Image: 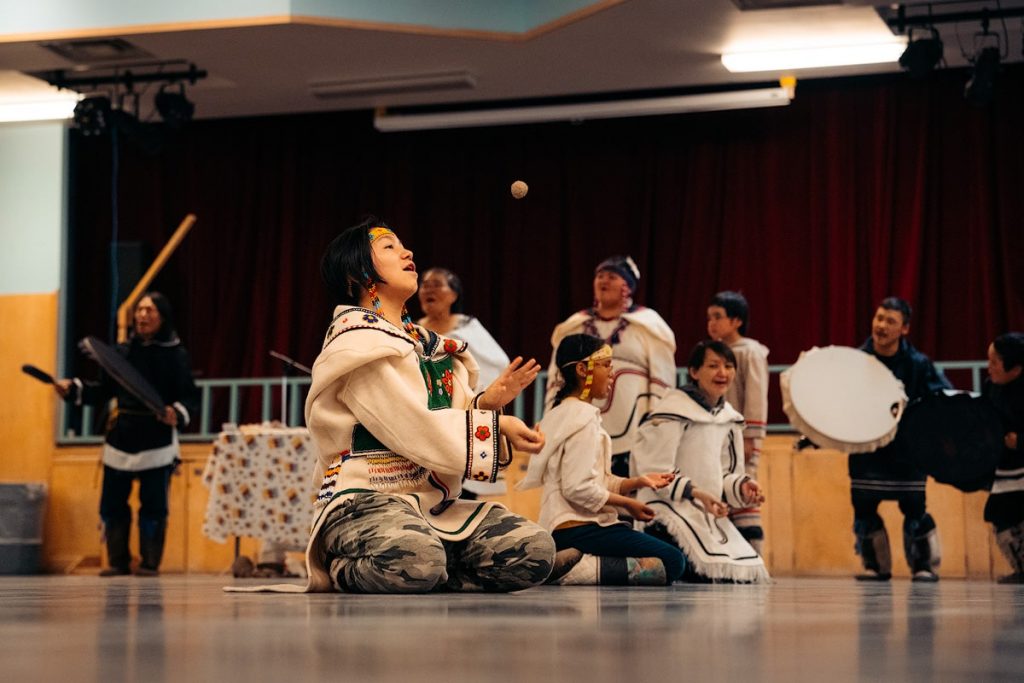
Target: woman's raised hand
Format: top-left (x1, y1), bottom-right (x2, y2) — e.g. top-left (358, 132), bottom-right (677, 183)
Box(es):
top-left (479, 356), bottom-right (541, 410)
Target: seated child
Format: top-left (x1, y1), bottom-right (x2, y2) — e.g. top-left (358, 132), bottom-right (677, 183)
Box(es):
top-left (632, 340), bottom-right (770, 583)
top-left (518, 333), bottom-right (685, 585)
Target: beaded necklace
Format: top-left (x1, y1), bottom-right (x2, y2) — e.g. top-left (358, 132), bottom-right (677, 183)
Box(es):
top-left (583, 310), bottom-right (630, 346)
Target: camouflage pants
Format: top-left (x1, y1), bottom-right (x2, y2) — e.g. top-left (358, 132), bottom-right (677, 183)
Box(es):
top-left (320, 493), bottom-right (555, 593)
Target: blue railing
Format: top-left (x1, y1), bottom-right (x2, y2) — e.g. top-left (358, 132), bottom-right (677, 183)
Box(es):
top-left (57, 360), bottom-right (987, 444)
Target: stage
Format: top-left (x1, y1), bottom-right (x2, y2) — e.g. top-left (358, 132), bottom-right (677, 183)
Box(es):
top-left (2, 576), bottom-right (1022, 681)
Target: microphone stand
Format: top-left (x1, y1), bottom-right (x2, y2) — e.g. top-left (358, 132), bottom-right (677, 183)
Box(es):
top-left (268, 351), bottom-right (312, 426)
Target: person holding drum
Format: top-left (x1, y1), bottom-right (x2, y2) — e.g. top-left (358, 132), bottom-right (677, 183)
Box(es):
top-left (54, 293), bottom-right (199, 576)
top-left (631, 340), bottom-right (770, 583)
top-left (544, 255), bottom-right (676, 479)
top-left (851, 297), bottom-right (951, 582)
top-left (982, 332), bottom-right (1024, 583)
top-left (707, 291), bottom-right (770, 555)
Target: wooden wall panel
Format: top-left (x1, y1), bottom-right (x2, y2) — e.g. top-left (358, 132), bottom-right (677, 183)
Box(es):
top-left (40, 436), bottom-right (1013, 579)
top-left (0, 292), bottom-right (59, 484)
top-left (761, 439), bottom-right (795, 575)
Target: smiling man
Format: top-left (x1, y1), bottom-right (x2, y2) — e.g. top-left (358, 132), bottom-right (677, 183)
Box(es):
top-left (851, 296), bottom-right (951, 582)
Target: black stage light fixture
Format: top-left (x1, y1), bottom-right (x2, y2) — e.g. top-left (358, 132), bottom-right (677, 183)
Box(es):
top-left (72, 95), bottom-right (112, 136)
top-left (964, 46), bottom-right (1001, 106)
top-left (899, 27), bottom-right (943, 78)
top-left (154, 84), bottom-right (194, 128)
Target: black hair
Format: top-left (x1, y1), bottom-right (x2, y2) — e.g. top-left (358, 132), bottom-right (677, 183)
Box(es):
top-left (686, 340), bottom-right (737, 384)
top-left (320, 216), bottom-right (388, 306)
top-left (710, 290), bottom-right (750, 335)
top-left (134, 291), bottom-right (177, 343)
top-left (553, 334), bottom-right (607, 407)
top-left (993, 332), bottom-right (1024, 372)
top-left (878, 296), bottom-right (912, 325)
top-left (423, 267), bottom-right (464, 314)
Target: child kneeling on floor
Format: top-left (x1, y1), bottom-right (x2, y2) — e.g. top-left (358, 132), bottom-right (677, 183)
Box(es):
top-left (518, 333), bottom-right (685, 585)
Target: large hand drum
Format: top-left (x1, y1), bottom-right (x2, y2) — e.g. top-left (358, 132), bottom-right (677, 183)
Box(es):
top-left (79, 336), bottom-right (167, 417)
top-left (781, 346), bottom-right (907, 453)
top-left (896, 391), bottom-right (1003, 492)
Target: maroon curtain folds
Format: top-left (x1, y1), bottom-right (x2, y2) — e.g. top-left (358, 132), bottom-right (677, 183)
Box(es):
top-left (67, 69), bottom-right (1024, 410)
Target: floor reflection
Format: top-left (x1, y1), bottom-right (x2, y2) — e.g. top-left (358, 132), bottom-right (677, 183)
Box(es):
top-left (0, 577), bottom-right (1020, 682)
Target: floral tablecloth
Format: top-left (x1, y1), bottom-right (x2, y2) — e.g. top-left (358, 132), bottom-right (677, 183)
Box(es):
top-left (202, 424), bottom-right (317, 548)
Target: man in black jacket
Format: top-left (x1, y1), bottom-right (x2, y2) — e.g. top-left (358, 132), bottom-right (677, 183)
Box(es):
top-left (850, 297), bottom-right (951, 582)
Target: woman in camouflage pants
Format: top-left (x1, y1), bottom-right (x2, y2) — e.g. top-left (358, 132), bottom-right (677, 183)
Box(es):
top-left (299, 218), bottom-right (555, 593)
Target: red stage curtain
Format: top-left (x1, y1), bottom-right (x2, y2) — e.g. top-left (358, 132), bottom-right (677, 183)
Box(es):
top-left (66, 68), bottom-right (1024, 424)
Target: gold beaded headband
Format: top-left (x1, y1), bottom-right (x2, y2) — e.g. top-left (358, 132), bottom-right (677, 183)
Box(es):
top-left (368, 226), bottom-right (394, 242)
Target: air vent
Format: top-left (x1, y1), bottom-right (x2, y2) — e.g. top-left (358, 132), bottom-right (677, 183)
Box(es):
top-left (308, 71), bottom-right (475, 99)
top-left (42, 38), bottom-right (152, 64)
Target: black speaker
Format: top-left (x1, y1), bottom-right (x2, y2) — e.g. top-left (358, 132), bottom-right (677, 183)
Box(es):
top-left (112, 241), bottom-right (151, 304)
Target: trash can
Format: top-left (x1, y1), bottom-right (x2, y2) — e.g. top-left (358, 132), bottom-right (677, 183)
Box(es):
top-left (0, 483), bottom-right (46, 574)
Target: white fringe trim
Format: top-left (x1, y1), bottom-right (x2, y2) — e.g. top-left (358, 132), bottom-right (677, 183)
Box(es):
top-left (655, 510), bottom-right (770, 584)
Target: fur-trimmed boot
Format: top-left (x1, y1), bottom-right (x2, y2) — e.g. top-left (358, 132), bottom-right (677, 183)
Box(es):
top-left (904, 514), bottom-right (941, 582)
top-left (995, 522), bottom-right (1024, 584)
top-left (854, 520), bottom-right (892, 581)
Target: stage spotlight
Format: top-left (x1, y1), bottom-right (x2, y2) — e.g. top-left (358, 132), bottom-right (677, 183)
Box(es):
top-left (898, 28), bottom-right (943, 78)
top-left (964, 46), bottom-right (1001, 106)
top-left (155, 85), bottom-right (194, 128)
top-left (72, 95), bottom-right (111, 136)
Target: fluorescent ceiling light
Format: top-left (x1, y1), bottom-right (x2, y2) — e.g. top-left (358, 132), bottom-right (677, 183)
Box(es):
top-left (374, 87), bottom-right (792, 132)
top-left (722, 41), bottom-right (907, 73)
top-left (0, 96), bottom-right (80, 123)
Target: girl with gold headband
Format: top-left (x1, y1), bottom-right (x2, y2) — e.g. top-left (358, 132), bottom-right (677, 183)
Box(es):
top-left (254, 217), bottom-right (555, 594)
top-left (518, 333), bottom-right (685, 585)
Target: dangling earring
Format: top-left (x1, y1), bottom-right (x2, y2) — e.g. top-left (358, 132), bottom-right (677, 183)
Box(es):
top-left (579, 358), bottom-right (595, 401)
top-left (400, 305), bottom-right (421, 342)
top-left (364, 274), bottom-right (383, 318)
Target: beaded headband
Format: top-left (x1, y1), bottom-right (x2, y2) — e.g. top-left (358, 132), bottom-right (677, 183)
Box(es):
top-left (560, 344), bottom-right (612, 401)
top-left (368, 226), bottom-right (394, 242)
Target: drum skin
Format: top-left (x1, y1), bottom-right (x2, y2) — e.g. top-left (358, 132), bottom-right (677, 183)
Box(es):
top-left (781, 346), bottom-right (907, 453)
top-left (79, 335), bottom-right (167, 416)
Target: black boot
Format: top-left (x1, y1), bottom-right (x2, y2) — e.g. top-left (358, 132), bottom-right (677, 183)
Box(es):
top-left (100, 518), bottom-right (132, 576)
top-left (136, 518), bottom-right (167, 576)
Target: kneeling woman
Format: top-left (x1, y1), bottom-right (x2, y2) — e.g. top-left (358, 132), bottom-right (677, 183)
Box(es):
top-left (519, 334), bottom-right (684, 585)
top-left (632, 340), bottom-right (770, 583)
top-left (303, 218), bottom-right (555, 593)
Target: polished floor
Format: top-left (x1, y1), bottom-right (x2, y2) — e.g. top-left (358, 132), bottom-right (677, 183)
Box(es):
top-left (1, 575), bottom-right (1023, 682)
